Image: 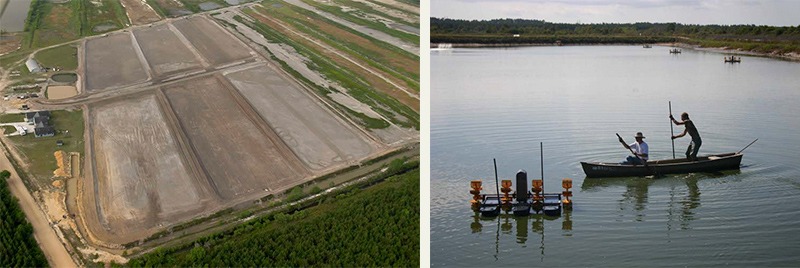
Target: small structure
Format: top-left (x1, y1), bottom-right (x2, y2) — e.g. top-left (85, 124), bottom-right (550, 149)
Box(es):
top-left (25, 59), bottom-right (44, 73)
top-left (56, 140), bottom-right (64, 146)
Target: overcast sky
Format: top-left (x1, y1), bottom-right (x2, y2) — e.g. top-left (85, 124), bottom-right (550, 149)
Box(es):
top-left (431, 0), bottom-right (800, 26)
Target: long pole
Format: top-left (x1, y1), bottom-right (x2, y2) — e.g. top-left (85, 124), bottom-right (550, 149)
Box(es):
top-left (669, 101), bottom-right (675, 159)
top-left (493, 158), bottom-right (500, 200)
top-left (738, 138), bottom-right (759, 153)
top-left (540, 142), bottom-right (544, 193)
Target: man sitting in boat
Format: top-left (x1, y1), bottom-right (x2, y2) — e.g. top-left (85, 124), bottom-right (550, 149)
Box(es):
top-left (620, 132), bottom-right (648, 165)
top-left (671, 112), bottom-right (702, 161)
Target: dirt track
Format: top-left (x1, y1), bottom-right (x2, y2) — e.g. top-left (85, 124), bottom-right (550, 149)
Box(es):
top-left (0, 141), bottom-right (77, 267)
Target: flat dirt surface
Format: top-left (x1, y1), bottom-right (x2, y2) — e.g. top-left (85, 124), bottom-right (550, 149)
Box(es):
top-left (0, 142), bottom-right (77, 267)
top-left (121, 0), bottom-right (162, 25)
top-left (87, 94), bottom-right (216, 243)
top-left (226, 66), bottom-right (377, 171)
top-left (47, 86), bottom-right (78, 100)
top-left (133, 23), bottom-right (203, 77)
top-left (84, 33), bottom-right (149, 91)
top-left (172, 16), bottom-right (252, 66)
top-left (163, 75), bottom-right (308, 200)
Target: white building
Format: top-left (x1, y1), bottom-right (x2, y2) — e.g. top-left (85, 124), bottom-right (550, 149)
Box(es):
top-left (25, 59), bottom-right (44, 73)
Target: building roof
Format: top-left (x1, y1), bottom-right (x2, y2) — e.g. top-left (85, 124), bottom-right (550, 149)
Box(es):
top-left (25, 59), bottom-right (43, 73)
top-left (33, 116), bottom-right (49, 125)
top-left (34, 126), bottom-right (55, 137)
top-left (25, 111), bottom-right (51, 121)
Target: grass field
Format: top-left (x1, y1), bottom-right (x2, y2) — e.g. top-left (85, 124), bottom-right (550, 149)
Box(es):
top-left (7, 110), bottom-right (85, 186)
top-left (35, 44), bottom-right (78, 71)
top-left (86, 0), bottom-right (131, 34)
top-left (177, 0), bottom-right (228, 13)
top-left (28, 1), bottom-right (81, 48)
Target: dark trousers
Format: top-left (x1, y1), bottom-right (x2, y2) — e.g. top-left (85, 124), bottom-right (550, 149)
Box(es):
top-left (686, 139), bottom-right (702, 160)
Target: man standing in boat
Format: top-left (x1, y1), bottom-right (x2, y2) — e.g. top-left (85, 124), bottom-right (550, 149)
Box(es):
top-left (620, 132), bottom-right (648, 165)
top-left (671, 112), bottom-right (702, 161)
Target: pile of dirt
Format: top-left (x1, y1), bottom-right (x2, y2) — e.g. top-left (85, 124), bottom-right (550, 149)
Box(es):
top-left (53, 151), bottom-right (69, 177)
top-left (52, 179), bottom-right (64, 188)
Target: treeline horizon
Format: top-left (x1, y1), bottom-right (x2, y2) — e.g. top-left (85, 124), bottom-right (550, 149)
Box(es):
top-left (432, 17), bottom-right (800, 39)
top-left (431, 18), bottom-right (800, 54)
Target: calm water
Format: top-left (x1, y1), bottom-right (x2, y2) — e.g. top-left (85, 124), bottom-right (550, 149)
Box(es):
top-left (0, 0), bottom-right (32, 32)
top-left (431, 46), bottom-right (800, 266)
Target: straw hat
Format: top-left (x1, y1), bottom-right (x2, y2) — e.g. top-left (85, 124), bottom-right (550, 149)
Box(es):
top-left (635, 132), bottom-right (645, 139)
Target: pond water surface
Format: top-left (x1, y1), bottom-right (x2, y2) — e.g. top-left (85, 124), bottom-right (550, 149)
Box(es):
top-left (431, 46), bottom-right (800, 266)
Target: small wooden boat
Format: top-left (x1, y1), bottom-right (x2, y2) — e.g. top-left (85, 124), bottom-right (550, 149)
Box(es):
top-left (669, 48), bottom-right (681, 54)
top-left (581, 152), bottom-right (743, 178)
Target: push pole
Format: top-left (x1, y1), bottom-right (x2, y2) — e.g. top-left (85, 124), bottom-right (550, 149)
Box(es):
top-left (669, 101), bottom-right (675, 159)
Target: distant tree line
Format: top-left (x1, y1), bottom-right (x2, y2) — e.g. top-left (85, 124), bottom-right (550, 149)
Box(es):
top-left (128, 162), bottom-right (420, 267)
top-left (431, 18), bottom-right (800, 53)
top-left (0, 170), bottom-right (49, 267)
top-left (432, 18), bottom-right (800, 40)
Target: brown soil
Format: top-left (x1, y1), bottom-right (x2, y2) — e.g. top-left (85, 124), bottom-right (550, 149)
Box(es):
top-left (47, 86), bottom-right (78, 100)
top-left (53, 150), bottom-right (69, 177)
top-left (120, 0), bottom-right (162, 25)
top-left (0, 34), bottom-right (22, 55)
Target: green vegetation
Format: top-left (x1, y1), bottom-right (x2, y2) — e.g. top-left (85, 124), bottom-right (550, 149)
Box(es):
top-left (236, 13), bottom-right (418, 129)
top-left (85, 0), bottom-right (131, 34)
top-left (299, 0), bottom-right (418, 46)
top-left (7, 110), bottom-right (85, 187)
top-left (35, 44), bottom-right (78, 71)
top-left (0, 170), bottom-right (49, 267)
top-left (25, 1), bottom-right (81, 48)
top-left (177, 0), bottom-right (229, 13)
top-left (0, 50), bottom-right (29, 70)
top-left (128, 164), bottom-right (420, 267)
top-left (145, 0), bottom-right (168, 17)
top-left (1, 126), bottom-right (17, 134)
top-left (257, 2), bottom-right (419, 91)
top-left (431, 18), bottom-right (800, 54)
top-left (6, 112), bottom-right (29, 127)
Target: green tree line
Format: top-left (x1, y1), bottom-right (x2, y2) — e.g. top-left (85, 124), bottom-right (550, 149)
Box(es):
top-left (0, 170), bottom-right (49, 267)
top-left (128, 163), bottom-right (420, 267)
top-left (432, 18), bottom-right (800, 39)
top-left (431, 18), bottom-right (800, 53)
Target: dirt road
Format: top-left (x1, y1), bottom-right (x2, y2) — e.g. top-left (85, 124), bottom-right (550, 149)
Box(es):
top-left (0, 143), bottom-right (77, 267)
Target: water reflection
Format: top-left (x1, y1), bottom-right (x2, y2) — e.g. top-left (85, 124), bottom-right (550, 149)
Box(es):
top-left (580, 171), bottom-right (740, 230)
top-left (468, 211), bottom-right (574, 259)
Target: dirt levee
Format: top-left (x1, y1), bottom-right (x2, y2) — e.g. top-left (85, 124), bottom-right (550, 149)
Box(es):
top-left (133, 23), bottom-right (203, 77)
top-left (172, 16), bottom-right (252, 66)
top-left (84, 33), bottom-right (148, 91)
top-left (164, 75), bottom-right (307, 200)
top-left (89, 95), bottom-right (214, 243)
top-left (226, 66), bottom-right (377, 171)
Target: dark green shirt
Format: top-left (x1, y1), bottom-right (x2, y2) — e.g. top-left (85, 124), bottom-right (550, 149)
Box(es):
top-left (685, 119), bottom-right (701, 141)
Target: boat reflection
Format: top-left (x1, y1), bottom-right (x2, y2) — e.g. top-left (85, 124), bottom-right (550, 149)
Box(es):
top-left (580, 169), bottom-right (740, 229)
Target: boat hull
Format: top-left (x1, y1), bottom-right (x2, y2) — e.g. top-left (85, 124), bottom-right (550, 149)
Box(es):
top-left (581, 153), bottom-right (743, 178)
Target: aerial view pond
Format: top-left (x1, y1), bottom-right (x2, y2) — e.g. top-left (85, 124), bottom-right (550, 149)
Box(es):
top-left (431, 46), bottom-right (800, 266)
